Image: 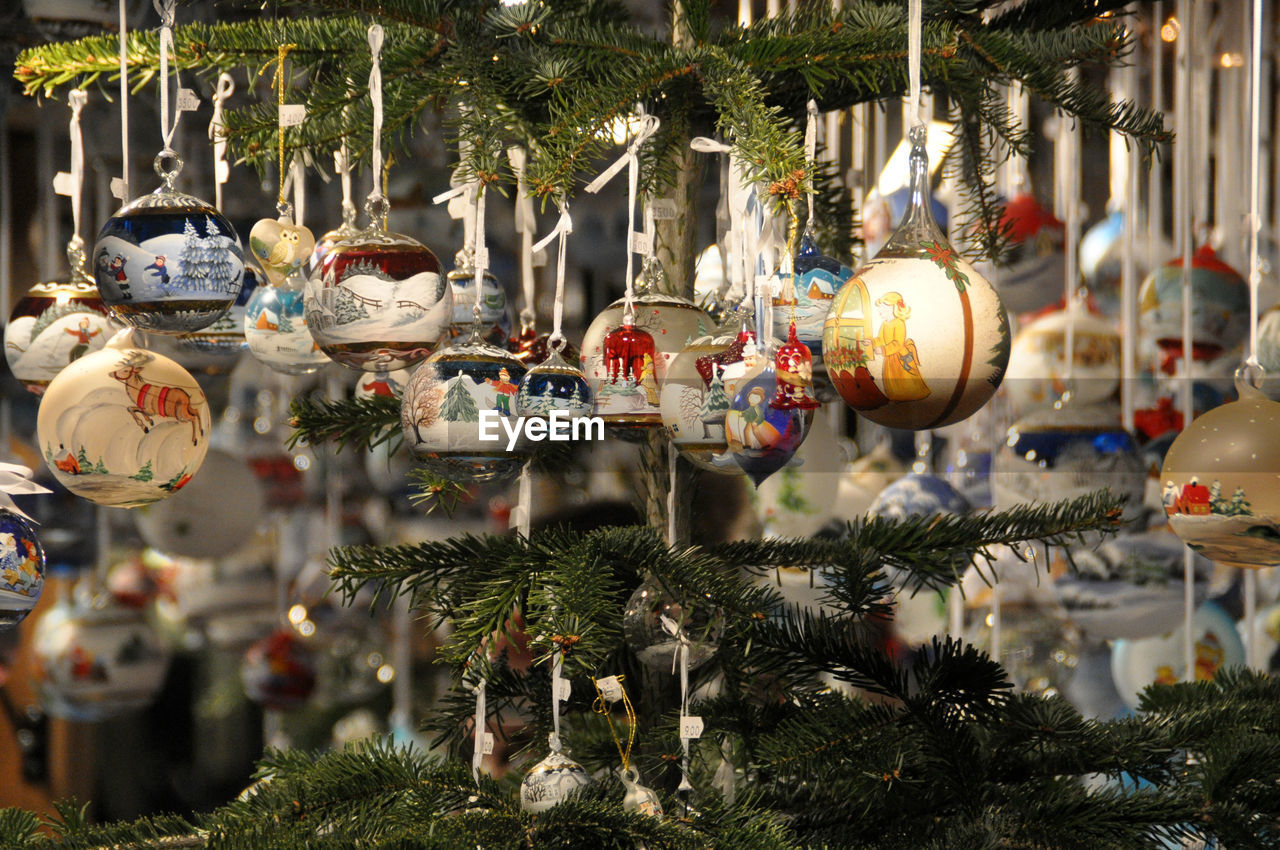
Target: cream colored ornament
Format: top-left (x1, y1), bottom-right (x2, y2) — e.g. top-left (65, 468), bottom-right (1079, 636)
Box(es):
top-left (823, 129), bottom-right (1009, 430)
top-left (37, 329), bottom-right (210, 507)
top-left (1004, 302), bottom-right (1121, 415)
top-left (1161, 371), bottom-right (1280, 568)
top-left (520, 736), bottom-right (591, 814)
top-left (134, 448), bottom-right (264, 558)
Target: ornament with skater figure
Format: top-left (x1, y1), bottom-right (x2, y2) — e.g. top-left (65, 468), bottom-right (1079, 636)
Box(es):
top-left (1161, 369), bottom-right (1280, 569)
top-left (0, 511), bottom-right (45, 629)
top-left (824, 129), bottom-right (1009, 430)
top-left (305, 221), bottom-right (451, 372)
top-left (245, 269), bottom-right (330, 376)
top-left (520, 734), bottom-right (591, 814)
top-left (400, 334), bottom-right (529, 483)
top-left (93, 154), bottom-right (245, 334)
top-left (516, 346), bottom-right (593, 419)
top-left (37, 329), bottom-right (210, 508)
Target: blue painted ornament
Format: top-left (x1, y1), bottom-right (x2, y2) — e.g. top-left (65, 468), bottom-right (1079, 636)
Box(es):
top-left (868, 473), bottom-right (970, 522)
top-left (725, 364), bottom-right (811, 486)
top-left (245, 270), bottom-right (329, 376)
top-left (770, 229), bottom-right (853, 364)
top-left (93, 154), bottom-right (245, 334)
top-left (0, 510), bottom-right (45, 629)
top-left (516, 346), bottom-right (593, 419)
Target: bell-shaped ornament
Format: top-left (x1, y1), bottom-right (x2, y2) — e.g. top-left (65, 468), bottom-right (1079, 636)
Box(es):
top-left (771, 320), bottom-right (820, 410)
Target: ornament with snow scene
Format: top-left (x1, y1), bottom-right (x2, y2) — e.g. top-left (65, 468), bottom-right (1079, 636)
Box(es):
top-left (245, 269), bottom-right (330, 376)
top-left (769, 229), bottom-right (854, 366)
top-left (516, 347), bottom-right (593, 419)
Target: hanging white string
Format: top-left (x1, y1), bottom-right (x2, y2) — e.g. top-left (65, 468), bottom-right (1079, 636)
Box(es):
top-left (907, 0), bottom-right (925, 131)
top-left (335, 146), bottom-right (355, 225)
top-left (691, 137), bottom-right (748, 304)
top-left (209, 74), bottom-right (234, 210)
top-left (1244, 0), bottom-right (1265, 671)
top-left (116, 0), bottom-right (130, 201)
top-left (1120, 50), bottom-right (1139, 432)
top-left (0, 463), bottom-right (53, 523)
top-left (585, 112), bottom-right (661, 324)
top-left (1060, 71), bottom-right (1082, 402)
top-left (367, 24), bottom-right (386, 205)
top-left (804, 100), bottom-right (819, 226)
top-left (1175, 0), bottom-right (1195, 683)
top-left (153, 0), bottom-right (182, 156)
top-left (533, 203), bottom-right (573, 347)
top-left (665, 618), bottom-right (695, 797)
top-left (472, 186), bottom-right (488, 326)
top-left (292, 153), bottom-right (307, 228)
top-left (65, 90), bottom-right (87, 251)
top-left (471, 673), bottom-right (487, 785)
top-left (667, 441), bottom-right (678, 546)
top-left (509, 146), bottom-right (540, 332)
top-left (550, 651), bottom-right (566, 749)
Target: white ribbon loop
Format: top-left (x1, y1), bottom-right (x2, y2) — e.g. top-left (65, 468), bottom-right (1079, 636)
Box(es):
top-left (58, 90), bottom-right (87, 246)
top-left (0, 463), bottom-right (53, 523)
top-left (689, 137), bottom-right (732, 154)
top-left (153, 0), bottom-right (181, 154)
top-left (532, 207), bottom-right (573, 255)
top-left (805, 99), bottom-right (818, 225)
top-left (471, 675), bottom-right (487, 785)
top-left (116, 0), bottom-right (130, 202)
top-left (367, 24), bottom-right (386, 199)
top-left (907, 0), bottom-right (925, 131)
top-left (209, 73), bottom-right (234, 208)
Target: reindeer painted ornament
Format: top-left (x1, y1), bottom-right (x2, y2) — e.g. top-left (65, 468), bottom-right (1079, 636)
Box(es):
top-left (93, 154), bottom-right (245, 334)
top-left (37, 329), bottom-right (210, 508)
top-left (823, 129), bottom-right (1009, 430)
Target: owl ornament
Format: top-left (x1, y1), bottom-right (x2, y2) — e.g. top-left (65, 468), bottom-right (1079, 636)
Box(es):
top-left (249, 215), bottom-right (316, 286)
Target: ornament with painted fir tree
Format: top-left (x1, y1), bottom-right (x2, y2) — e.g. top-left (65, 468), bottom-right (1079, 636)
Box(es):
top-left (659, 311), bottom-right (747, 473)
top-left (520, 732), bottom-right (592, 814)
top-left (5, 239), bottom-right (115, 395)
top-left (516, 339), bottom-right (593, 420)
top-left (823, 126), bottom-right (1010, 430)
top-left (1161, 365), bottom-right (1280, 569)
top-left (245, 267), bottom-right (330, 377)
top-left (580, 256), bottom-right (713, 433)
top-left (400, 323), bottom-right (530, 483)
top-left (93, 152), bottom-right (245, 334)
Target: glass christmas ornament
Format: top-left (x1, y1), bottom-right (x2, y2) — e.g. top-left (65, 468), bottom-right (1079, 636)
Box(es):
top-left (241, 628), bottom-right (317, 710)
top-left (355, 365), bottom-right (412, 401)
top-left (1161, 370), bottom-right (1280, 568)
top-left (33, 591), bottom-right (172, 720)
top-left (311, 202), bottom-right (360, 272)
top-left (511, 328), bottom-right (580, 368)
top-left (5, 242), bottom-right (114, 395)
top-left (249, 217), bottom-right (316, 286)
top-left (771, 321), bottom-right (820, 410)
top-left (964, 596), bottom-right (1078, 698)
top-left (448, 248), bottom-right (511, 346)
top-left (520, 736), bottom-right (591, 814)
top-left (305, 198), bottom-right (452, 372)
top-left (37, 329), bottom-right (211, 507)
top-left (0, 510), bottom-right (45, 628)
top-left (992, 404), bottom-right (1146, 526)
top-left (400, 332), bottom-right (529, 483)
top-left (245, 268), bottom-right (330, 376)
top-left (769, 229), bottom-right (854, 365)
top-left (580, 258), bottom-right (714, 431)
top-left (92, 152), bottom-right (245, 334)
top-left (1138, 244), bottom-right (1249, 365)
top-left (824, 128), bottom-right (1009, 430)
top-left (621, 767), bottom-right (663, 818)
top-left (868, 473), bottom-right (971, 522)
top-left (133, 448), bottom-right (264, 559)
top-left (622, 573), bottom-right (723, 671)
top-left (660, 319), bottom-right (739, 473)
top-left (1079, 210), bottom-right (1125, 315)
top-left (725, 363), bottom-right (812, 487)
top-left (1004, 300), bottom-right (1121, 415)
top-left (516, 346), bottom-right (593, 419)
top-left (1110, 601), bottom-right (1243, 710)
top-left (164, 264), bottom-right (259, 376)
top-left (974, 193), bottom-right (1066, 316)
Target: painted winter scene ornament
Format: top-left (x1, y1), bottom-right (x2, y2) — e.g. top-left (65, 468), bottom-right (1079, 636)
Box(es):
top-left (447, 249), bottom-right (511, 346)
top-left (37, 329), bottom-right (210, 508)
top-left (33, 593), bottom-right (172, 721)
top-left (1110, 601), bottom-right (1243, 711)
top-left (660, 319), bottom-right (739, 473)
top-left (245, 269), bottom-right (329, 376)
top-left (400, 333), bottom-right (530, 483)
top-left (0, 509), bottom-right (45, 628)
top-left (516, 346), bottom-right (592, 419)
top-left (167, 265), bottom-right (260, 374)
top-left (93, 153), bottom-right (245, 334)
top-left (520, 735), bottom-right (591, 814)
top-left (580, 258), bottom-right (713, 431)
top-left (5, 243), bottom-right (114, 394)
top-left (1161, 370), bottom-right (1280, 569)
top-left (769, 229), bottom-right (855, 365)
top-left (305, 207), bottom-right (451, 371)
top-left (824, 128), bottom-right (1009, 430)
top-left (1138, 244), bottom-right (1249, 364)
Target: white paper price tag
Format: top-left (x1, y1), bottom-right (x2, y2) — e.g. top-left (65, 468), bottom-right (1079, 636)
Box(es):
top-left (278, 104), bottom-right (307, 127)
top-left (595, 676), bottom-right (624, 703)
top-left (630, 230), bottom-right (653, 255)
top-left (679, 715), bottom-right (704, 740)
top-left (52, 172), bottom-right (74, 197)
top-left (110, 178), bottom-right (127, 201)
top-left (650, 198), bottom-right (677, 220)
top-left (555, 678), bottom-right (572, 702)
top-left (482, 732), bottom-right (495, 755)
top-left (177, 88), bottom-right (201, 112)
top-left (757, 274), bottom-right (782, 298)
top-left (473, 245), bottom-right (490, 272)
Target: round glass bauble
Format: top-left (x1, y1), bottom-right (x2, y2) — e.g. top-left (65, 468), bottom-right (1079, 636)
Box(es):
top-left (33, 594), bottom-right (172, 720)
top-left (5, 268), bottom-right (114, 395)
top-left (725, 362), bottom-right (812, 487)
top-left (659, 325), bottom-right (737, 473)
top-left (1138, 244), bottom-right (1248, 360)
top-left (1079, 210), bottom-right (1125, 315)
top-left (520, 746), bottom-right (591, 814)
top-left (241, 628), bottom-right (317, 710)
top-left (975, 193), bottom-right (1066, 316)
top-left (169, 264), bottom-right (259, 372)
top-left (580, 262), bottom-right (713, 431)
top-left (515, 348), bottom-right (593, 419)
top-left (448, 251), bottom-right (511, 346)
top-left (93, 166), bottom-right (244, 334)
top-left (769, 230), bottom-right (854, 365)
top-left (400, 337), bottom-right (529, 483)
top-left (1004, 302), bottom-right (1120, 415)
top-left (1160, 377), bottom-right (1280, 568)
top-left (868, 473), bottom-right (970, 522)
top-left (245, 270), bottom-right (330, 376)
top-left (37, 330), bottom-right (211, 507)
top-left (824, 138), bottom-right (1009, 430)
top-left (305, 226), bottom-right (451, 371)
top-left (1110, 601), bottom-right (1243, 710)
top-left (134, 448), bottom-right (264, 559)
top-left (621, 574), bottom-right (723, 671)
top-left (0, 510), bottom-right (44, 628)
